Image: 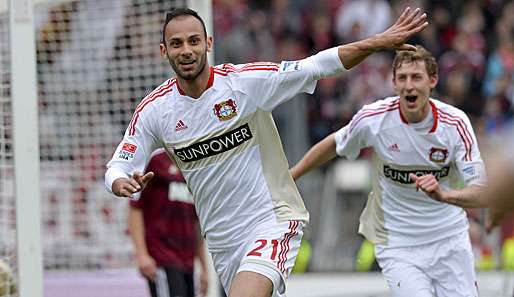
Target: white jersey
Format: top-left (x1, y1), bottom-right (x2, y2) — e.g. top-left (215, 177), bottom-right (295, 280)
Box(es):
top-left (334, 96), bottom-right (486, 248)
top-left (106, 49), bottom-right (345, 251)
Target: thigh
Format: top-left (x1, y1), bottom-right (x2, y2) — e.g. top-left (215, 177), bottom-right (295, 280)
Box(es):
top-left (430, 233), bottom-right (478, 297)
top-left (375, 246), bottom-right (433, 297)
top-left (228, 271), bottom-right (273, 297)
top-left (238, 220), bottom-right (304, 297)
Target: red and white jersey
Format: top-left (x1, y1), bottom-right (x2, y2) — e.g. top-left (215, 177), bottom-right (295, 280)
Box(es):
top-left (106, 50), bottom-right (345, 251)
top-left (335, 96), bottom-right (486, 247)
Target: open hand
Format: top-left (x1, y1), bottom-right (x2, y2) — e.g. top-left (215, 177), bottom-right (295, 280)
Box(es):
top-left (375, 7), bottom-right (428, 51)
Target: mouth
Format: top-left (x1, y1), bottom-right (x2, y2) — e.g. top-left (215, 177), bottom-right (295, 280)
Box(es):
top-left (405, 95), bottom-right (418, 103)
top-left (180, 60), bottom-right (196, 66)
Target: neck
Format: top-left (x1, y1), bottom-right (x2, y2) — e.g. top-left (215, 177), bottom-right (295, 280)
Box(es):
top-left (177, 64), bottom-right (211, 99)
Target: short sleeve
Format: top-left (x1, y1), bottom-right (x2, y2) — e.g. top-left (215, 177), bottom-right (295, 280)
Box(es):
top-left (233, 48), bottom-right (345, 111)
top-left (452, 112), bottom-right (487, 187)
top-left (334, 110), bottom-right (371, 160)
top-left (105, 105), bottom-right (161, 192)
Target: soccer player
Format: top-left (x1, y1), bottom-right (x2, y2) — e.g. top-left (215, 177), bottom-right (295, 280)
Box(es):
top-left (128, 149), bottom-right (208, 297)
top-left (105, 7), bottom-right (428, 297)
top-left (291, 45), bottom-right (487, 297)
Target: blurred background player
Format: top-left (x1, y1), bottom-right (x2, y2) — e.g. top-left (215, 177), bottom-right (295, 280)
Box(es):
top-left (291, 45), bottom-right (487, 297)
top-left (106, 6), bottom-right (428, 297)
top-left (128, 149), bottom-right (208, 297)
top-left (483, 127), bottom-right (514, 233)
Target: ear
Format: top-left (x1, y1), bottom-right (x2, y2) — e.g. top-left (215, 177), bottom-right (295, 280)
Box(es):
top-left (429, 74), bottom-right (438, 89)
top-left (159, 43), bottom-right (167, 59)
top-left (206, 36), bottom-right (213, 53)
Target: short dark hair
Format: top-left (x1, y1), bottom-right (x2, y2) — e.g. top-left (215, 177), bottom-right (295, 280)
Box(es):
top-left (162, 8), bottom-right (207, 44)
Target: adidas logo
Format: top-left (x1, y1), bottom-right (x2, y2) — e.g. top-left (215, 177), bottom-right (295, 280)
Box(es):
top-left (175, 120), bottom-right (188, 131)
top-left (388, 143), bottom-right (400, 152)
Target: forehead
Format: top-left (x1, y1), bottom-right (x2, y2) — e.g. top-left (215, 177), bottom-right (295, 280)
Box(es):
top-left (395, 60), bottom-right (428, 75)
top-left (164, 15), bottom-right (204, 39)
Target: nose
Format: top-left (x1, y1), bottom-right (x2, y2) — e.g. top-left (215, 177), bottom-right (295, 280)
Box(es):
top-left (405, 77), bottom-right (414, 92)
top-left (181, 43), bottom-right (193, 57)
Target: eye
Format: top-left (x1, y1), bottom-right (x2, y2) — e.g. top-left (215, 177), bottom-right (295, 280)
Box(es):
top-left (170, 40), bottom-right (181, 48)
top-left (190, 38), bottom-right (199, 45)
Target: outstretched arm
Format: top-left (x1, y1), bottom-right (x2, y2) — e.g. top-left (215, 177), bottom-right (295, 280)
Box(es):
top-left (338, 7), bottom-right (428, 69)
top-left (291, 133), bottom-right (338, 180)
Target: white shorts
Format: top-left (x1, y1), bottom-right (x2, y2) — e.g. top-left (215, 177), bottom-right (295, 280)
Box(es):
top-left (375, 231), bottom-right (478, 297)
top-left (210, 220), bottom-right (304, 297)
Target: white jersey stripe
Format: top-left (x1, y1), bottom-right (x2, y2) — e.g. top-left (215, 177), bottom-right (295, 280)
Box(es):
top-left (350, 103), bottom-right (399, 133)
top-left (349, 99), bottom-right (399, 132)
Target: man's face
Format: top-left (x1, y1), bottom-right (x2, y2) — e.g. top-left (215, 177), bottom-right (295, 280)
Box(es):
top-left (393, 60), bottom-right (438, 122)
top-left (160, 16), bottom-right (212, 80)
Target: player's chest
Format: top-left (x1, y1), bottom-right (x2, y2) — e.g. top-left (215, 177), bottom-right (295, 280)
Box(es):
top-left (162, 89), bottom-right (256, 144)
top-left (372, 128), bottom-right (455, 167)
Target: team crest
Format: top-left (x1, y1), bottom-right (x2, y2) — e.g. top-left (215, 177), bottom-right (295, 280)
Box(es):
top-left (429, 147), bottom-right (448, 163)
top-left (213, 99), bottom-right (237, 121)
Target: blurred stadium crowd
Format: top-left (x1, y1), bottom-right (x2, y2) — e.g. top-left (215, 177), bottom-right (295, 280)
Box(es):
top-left (2, 0), bottom-right (513, 273)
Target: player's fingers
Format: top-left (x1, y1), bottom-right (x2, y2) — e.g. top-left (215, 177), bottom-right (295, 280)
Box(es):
top-left (405, 12), bottom-right (427, 31)
top-left (118, 187), bottom-right (134, 198)
top-left (398, 44), bottom-right (417, 51)
top-left (407, 20), bottom-right (429, 36)
top-left (394, 6), bottom-right (411, 26)
top-left (400, 7), bottom-right (421, 27)
top-left (141, 171), bottom-right (155, 184)
top-left (132, 171), bottom-right (144, 183)
top-left (127, 178), bottom-right (142, 190)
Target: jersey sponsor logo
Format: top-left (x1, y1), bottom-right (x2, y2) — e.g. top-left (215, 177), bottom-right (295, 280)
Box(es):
top-left (119, 143), bottom-right (137, 160)
top-left (175, 119), bottom-right (188, 131)
top-left (383, 164), bottom-right (450, 184)
top-left (429, 147), bottom-right (448, 163)
top-left (122, 143), bottom-right (137, 153)
top-left (174, 123), bottom-right (253, 162)
top-left (213, 99), bottom-right (237, 121)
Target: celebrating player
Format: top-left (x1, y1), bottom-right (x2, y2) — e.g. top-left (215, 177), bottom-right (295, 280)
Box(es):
top-left (291, 45), bottom-right (487, 297)
top-left (128, 149), bottom-right (208, 297)
top-left (105, 7), bottom-right (427, 297)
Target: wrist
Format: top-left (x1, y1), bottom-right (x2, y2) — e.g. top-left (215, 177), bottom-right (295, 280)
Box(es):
top-left (444, 190), bottom-right (460, 206)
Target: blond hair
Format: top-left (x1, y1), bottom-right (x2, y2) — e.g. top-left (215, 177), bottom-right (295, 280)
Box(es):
top-left (392, 45), bottom-right (438, 78)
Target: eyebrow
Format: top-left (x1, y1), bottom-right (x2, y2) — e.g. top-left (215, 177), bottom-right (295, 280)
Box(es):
top-left (166, 34), bottom-right (201, 43)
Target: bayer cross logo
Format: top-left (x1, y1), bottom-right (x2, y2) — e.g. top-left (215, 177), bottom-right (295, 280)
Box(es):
top-left (213, 99), bottom-right (237, 121)
top-left (429, 147), bottom-right (448, 163)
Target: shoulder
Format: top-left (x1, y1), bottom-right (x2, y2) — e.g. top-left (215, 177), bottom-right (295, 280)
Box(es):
top-left (127, 79), bottom-right (178, 136)
top-left (432, 98), bottom-right (472, 126)
top-left (136, 78), bottom-right (179, 113)
top-left (350, 97), bottom-right (400, 129)
top-left (213, 62), bottom-right (280, 78)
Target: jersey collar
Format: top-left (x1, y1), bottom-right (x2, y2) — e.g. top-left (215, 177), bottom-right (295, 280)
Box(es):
top-left (175, 66), bottom-right (215, 96)
top-left (399, 99), bottom-right (439, 133)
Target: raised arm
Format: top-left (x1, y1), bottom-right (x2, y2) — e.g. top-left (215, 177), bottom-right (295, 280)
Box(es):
top-left (338, 7), bottom-right (428, 69)
top-left (290, 133), bottom-right (337, 180)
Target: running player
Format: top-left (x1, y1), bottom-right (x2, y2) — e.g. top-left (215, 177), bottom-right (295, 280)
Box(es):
top-left (105, 7), bottom-right (428, 297)
top-left (291, 45), bottom-right (487, 297)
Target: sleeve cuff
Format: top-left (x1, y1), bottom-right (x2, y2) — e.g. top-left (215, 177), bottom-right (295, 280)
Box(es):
top-left (105, 167), bottom-right (130, 194)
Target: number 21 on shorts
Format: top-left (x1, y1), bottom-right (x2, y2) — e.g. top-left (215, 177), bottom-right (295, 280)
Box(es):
top-left (247, 239), bottom-right (280, 260)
